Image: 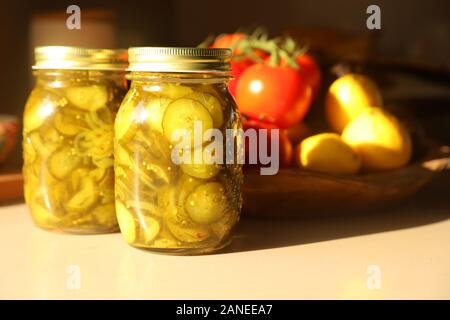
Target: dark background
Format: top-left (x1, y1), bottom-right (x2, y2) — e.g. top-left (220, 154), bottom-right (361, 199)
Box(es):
top-left (1, 0), bottom-right (449, 143)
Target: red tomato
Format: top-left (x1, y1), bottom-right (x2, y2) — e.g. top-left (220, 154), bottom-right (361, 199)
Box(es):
top-left (211, 33), bottom-right (248, 98)
top-left (211, 33), bottom-right (269, 98)
top-left (296, 54), bottom-right (321, 98)
top-left (243, 119), bottom-right (293, 168)
top-left (228, 59), bottom-right (253, 98)
top-left (236, 64), bottom-right (312, 129)
top-left (211, 33), bottom-right (246, 54)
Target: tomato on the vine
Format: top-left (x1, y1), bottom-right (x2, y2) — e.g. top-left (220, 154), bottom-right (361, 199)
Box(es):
top-left (211, 33), bottom-right (268, 98)
top-left (211, 33), bottom-right (246, 54)
top-left (296, 54), bottom-right (321, 98)
top-left (236, 64), bottom-right (312, 129)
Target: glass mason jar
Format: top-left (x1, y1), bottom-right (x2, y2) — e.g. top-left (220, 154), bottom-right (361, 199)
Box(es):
top-left (23, 46), bottom-right (128, 233)
top-left (115, 47), bottom-right (243, 254)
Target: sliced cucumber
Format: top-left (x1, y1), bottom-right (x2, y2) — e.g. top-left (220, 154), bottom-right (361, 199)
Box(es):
top-left (144, 96), bottom-right (172, 134)
top-left (31, 202), bottom-right (59, 226)
top-left (166, 221), bottom-right (210, 243)
top-left (115, 99), bottom-right (135, 141)
top-left (185, 182), bottom-right (226, 224)
top-left (23, 136), bottom-right (37, 164)
top-left (176, 174), bottom-right (203, 208)
top-left (159, 83), bottom-right (193, 99)
top-left (161, 186), bottom-right (210, 244)
top-left (116, 201), bottom-right (137, 244)
top-left (115, 145), bottom-right (133, 168)
top-left (211, 211), bottom-right (237, 239)
top-left (141, 216), bottom-right (160, 244)
top-left (65, 177), bottom-right (98, 213)
top-left (49, 180), bottom-right (70, 207)
top-left (66, 85), bottom-right (107, 111)
top-left (180, 148), bottom-right (222, 179)
top-left (92, 203), bottom-right (117, 228)
top-left (48, 146), bottom-right (81, 180)
top-left (186, 92), bottom-right (223, 128)
top-left (162, 98), bottom-right (213, 147)
top-left (23, 89), bottom-right (57, 133)
top-left (54, 108), bottom-right (86, 136)
top-left (70, 168), bottom-right (89, 191)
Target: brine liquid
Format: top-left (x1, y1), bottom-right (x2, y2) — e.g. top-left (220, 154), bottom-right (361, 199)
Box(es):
top-left (23, 75), bottom-right (127, 233)
top-left (115, 81), bottom-right (243, 252)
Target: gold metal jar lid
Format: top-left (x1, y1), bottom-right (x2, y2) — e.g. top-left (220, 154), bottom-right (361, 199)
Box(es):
top-left (32, 46), bottom-right (128, 71)
top-left (127, 47), bottom-right (231, 74)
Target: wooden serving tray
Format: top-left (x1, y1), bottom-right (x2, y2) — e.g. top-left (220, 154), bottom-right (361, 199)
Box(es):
top-left (0, 170), bottom-right (23, 204)
top-left (243, 144), bottom-right (450, 217)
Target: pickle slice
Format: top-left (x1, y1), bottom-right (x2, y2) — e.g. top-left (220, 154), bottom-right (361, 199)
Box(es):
top-left (28, 132), bottom-right (56, 158)
top-left (115, 100), bottom-right (137, 141)
top-left (54, 108), bottom-right (86, 136)
top-left (159, 83), bottom-right (193, 99)
top-left (186, 92), bottom-right (223, 128)
top-left (23, 89), bottom-right (58, 133)
top-left (70, 168), bottom-right (89, 191)
top-left (23, 136), bottom-right (37, 164)
top-left (49, 181), bottom-right (71, 208)
top-left (211, 210), bottom-right (237, 239)
top-left (66, 85), bottom-right (107, 111)
top-left (92, 203), bottom-right (117, 228)
top-left (166, 221), bottom-right (210, 243)
top-left (65, 177), bottom-right (98, 213)
top-left (126, 200), bottom-right (159, 217)
top-left (144, 96), bottom-right (172, 134)
top-left (89, 167), bottom-right (107, 182)
top-left (116, 201), bottom-right (137, 244)
top-left (180, 147), bottom-right (222, 179)
top-left (176, 174), bottom-right (203, 207)
top-left (162, 98), bottom-right (213, 146)
top-left (185, 182), bottom-right (226, 224)
top-left (41, 126), bottom-right (61, 144)
top-left (31, 202), bottom-right (59, 226)
top-left (160, 184), bottom-right (211, 243)
top-left (49, 147), bottom-right (81, 180)
top-left (141, 216), bottom-right (160, 244)
top-left (180, 162), bottom-right (221, 180)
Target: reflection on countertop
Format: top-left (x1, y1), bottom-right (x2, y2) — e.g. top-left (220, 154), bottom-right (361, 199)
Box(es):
top-left (0, 172), bottom-right (449, 299)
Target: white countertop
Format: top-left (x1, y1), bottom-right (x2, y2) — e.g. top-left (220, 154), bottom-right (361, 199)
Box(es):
top-left (1, 173), bottom-right (449, 299)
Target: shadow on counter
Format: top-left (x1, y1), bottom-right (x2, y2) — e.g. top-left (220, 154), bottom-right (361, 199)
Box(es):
top-left (221, 171), bottom-right (450, 254)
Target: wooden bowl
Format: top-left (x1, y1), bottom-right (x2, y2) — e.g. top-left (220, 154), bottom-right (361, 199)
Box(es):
top-left (243, 143), bottom-right (450, 217)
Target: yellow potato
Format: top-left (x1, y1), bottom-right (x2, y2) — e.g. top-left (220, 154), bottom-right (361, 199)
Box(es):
top-left (296, 133), bottom-right (361, 174)
top-left (342, 108), bottom-right (412, 171)
top-left (325, 74), bottom-right (382, 133)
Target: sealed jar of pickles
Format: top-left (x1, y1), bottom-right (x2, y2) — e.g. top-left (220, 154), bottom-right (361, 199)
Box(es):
top-left (115, 47), bottom-right (243, 253)
top-left (23, 46), bottom-right (128, 233)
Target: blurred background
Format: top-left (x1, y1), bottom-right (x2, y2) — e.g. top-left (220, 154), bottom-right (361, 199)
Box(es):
top-left (0, 0), bottom-right (449, 164)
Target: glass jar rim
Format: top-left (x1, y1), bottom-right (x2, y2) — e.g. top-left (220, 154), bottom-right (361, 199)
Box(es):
top-left (32, 46), bottom-right (128, 71)
top-left (127, 47), bottom-right (231, 74)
